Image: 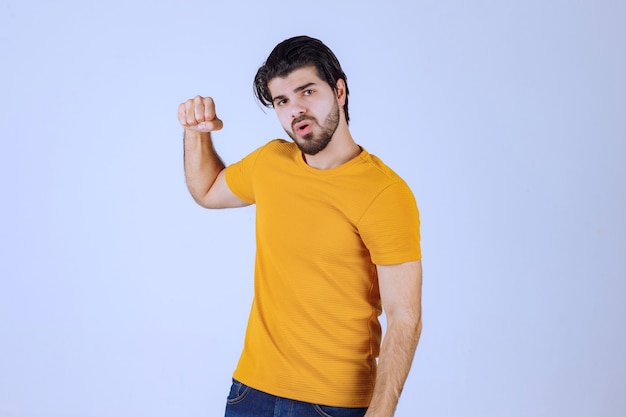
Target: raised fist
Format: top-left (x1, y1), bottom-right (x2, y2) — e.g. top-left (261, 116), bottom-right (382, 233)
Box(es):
top-left (177, 95), bottom-right (224, 132)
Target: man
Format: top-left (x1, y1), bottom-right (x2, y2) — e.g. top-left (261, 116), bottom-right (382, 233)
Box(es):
top-left (178, 36), bottom-right (422, 417)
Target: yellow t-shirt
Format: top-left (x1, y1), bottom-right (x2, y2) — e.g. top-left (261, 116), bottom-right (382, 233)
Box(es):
top-left (225, 139), bottom-right (421, 407)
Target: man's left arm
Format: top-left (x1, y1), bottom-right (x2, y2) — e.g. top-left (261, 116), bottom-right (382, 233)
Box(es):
top-left (365, 260), bottom-right (423, 417)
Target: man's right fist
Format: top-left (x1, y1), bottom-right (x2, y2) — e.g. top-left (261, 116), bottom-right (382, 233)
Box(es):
top-left (177, 96), bottom-right (224, 132)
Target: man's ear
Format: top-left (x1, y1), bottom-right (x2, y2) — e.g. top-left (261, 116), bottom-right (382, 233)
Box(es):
top-left (335, 78), bottom-right (347, 106)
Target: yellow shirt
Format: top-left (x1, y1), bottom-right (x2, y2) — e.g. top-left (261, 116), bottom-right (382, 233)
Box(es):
top-left (225, 139), bottom-right (421, 407)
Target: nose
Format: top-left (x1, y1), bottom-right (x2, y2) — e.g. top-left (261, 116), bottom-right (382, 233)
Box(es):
top-left (291, 102), bottom-right (306, 118)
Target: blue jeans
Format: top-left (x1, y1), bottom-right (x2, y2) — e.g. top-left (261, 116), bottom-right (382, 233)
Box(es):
top-left (224, 379), bottom-right (368, 417)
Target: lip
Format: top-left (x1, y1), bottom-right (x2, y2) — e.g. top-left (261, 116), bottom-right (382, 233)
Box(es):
top-left (293, 120), bottom-right (311, 131)
top-left (293, 120), bottom-right (313, 136)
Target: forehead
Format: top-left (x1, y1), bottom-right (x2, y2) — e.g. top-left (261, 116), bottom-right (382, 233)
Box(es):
top-left (267, 66), bottom-right (327, 96)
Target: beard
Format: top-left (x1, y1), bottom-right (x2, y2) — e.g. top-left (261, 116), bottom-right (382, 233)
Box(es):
top-left (285, 101), bottom-right (340, 156)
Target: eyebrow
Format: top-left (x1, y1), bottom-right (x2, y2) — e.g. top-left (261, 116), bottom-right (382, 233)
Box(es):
top-left (272, 82), bottom-right (318, 104)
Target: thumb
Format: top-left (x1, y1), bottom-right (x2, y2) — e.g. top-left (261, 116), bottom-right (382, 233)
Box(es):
top-left (197, 117), bottom-right (224, 132)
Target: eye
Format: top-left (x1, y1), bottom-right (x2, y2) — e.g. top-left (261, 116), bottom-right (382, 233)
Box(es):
top-left (275, 98), bottom-right (288, 106)
top-left (304, 89), bottom-right (314, 96)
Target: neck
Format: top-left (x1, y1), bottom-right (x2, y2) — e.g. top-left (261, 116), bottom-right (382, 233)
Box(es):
top-left (303, 126), bottom-right (360, 170)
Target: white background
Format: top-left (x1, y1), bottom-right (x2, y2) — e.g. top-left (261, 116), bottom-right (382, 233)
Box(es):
top-left (1, 1), bottom-right (624, 416)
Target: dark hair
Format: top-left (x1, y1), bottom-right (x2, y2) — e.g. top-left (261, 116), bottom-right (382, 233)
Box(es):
top-left (254, 36), bottom-right (350, 124)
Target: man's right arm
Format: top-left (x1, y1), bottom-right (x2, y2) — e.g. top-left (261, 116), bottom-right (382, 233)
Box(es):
top-left (178, 96), bottom-right (249, 209)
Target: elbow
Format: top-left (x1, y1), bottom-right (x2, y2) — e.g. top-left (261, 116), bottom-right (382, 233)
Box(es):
top-left (188, 186), bottom-right (222, 209)
top-left (189, 190), bottom-right (213, 209)
top-left (388, 310), bottom-right (422, 337)
top-left (407, 315), bottom-right (422, 338)
top-left (193, 198), bottom-right (224, 210)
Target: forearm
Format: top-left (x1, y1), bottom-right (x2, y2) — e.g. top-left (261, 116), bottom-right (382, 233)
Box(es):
top-left (183, 129), bottom-right (225, 206)
top-left (366, 317), bottom-right (422, 417)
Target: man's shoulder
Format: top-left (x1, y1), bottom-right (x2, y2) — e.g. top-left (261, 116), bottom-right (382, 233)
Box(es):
top-left (249, 138), bottom-right (296, 159)
top-left (358, 150), bottom-right (407, 186)
top-left (263, 138), bottom-right (295, 150)
top-left (236, 139), bottom-right (296, 164)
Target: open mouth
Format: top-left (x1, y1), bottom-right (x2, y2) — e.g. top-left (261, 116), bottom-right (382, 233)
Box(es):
top-left (294, 121), bottom-right (310, 131)
top-left (294, 120), bottom-right (313, 136)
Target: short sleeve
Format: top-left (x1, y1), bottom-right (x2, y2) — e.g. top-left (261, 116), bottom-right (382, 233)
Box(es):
top-left (224, 145), bottom-right (265, 204)
top-left (357, 181), bottom-right (421, 265)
